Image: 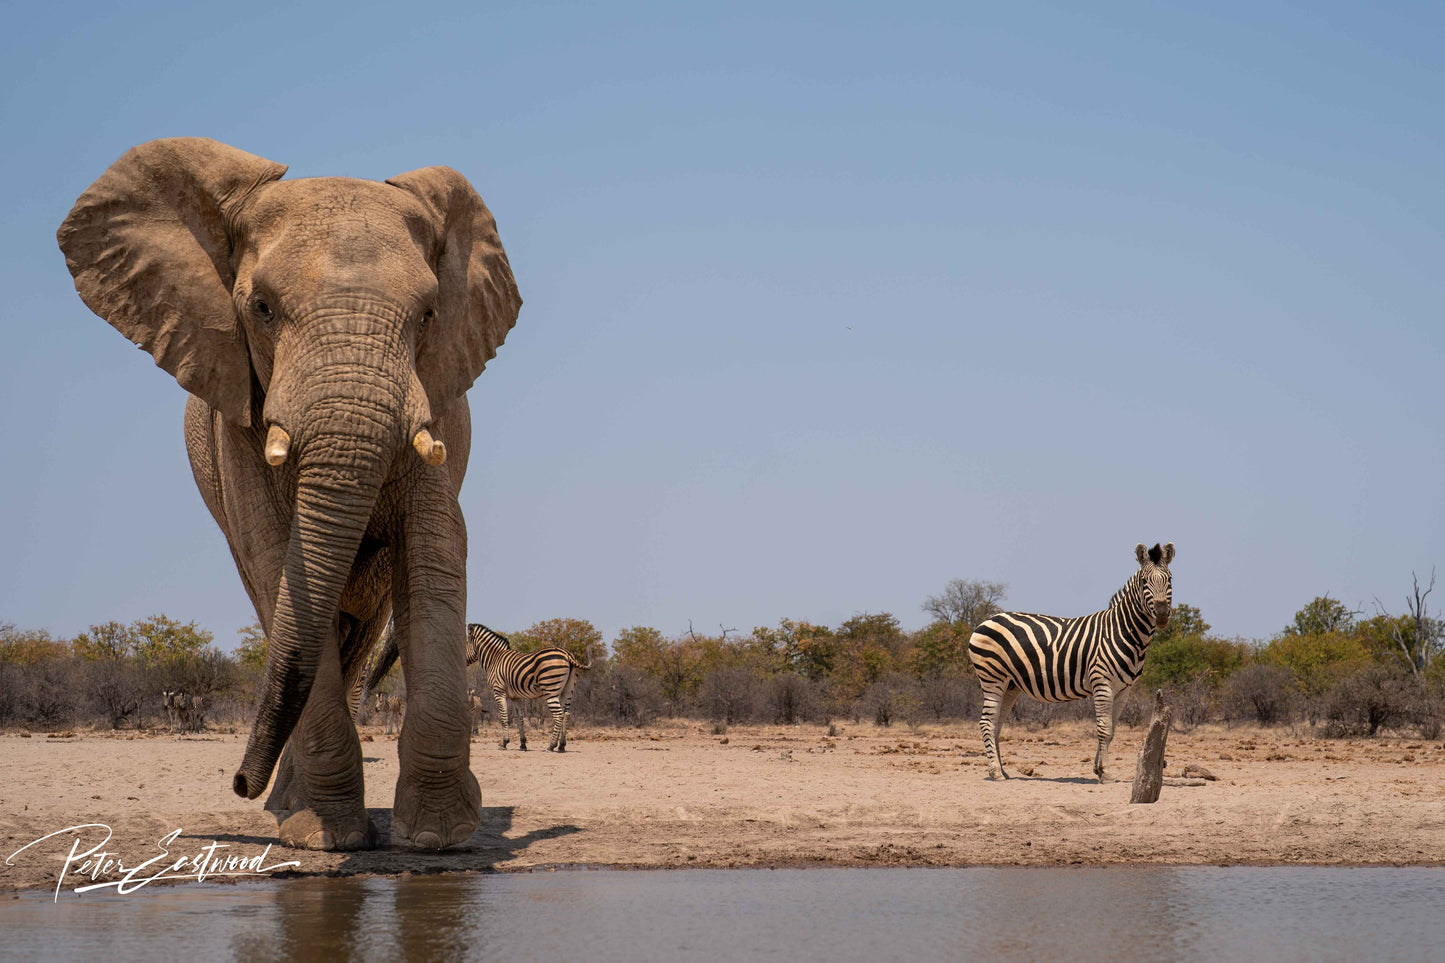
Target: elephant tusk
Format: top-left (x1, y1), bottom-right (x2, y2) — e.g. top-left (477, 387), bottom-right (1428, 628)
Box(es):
top-left (263, 425), bottom-right (291, 466)
top-left (413, 428), bottom-right (447, 466)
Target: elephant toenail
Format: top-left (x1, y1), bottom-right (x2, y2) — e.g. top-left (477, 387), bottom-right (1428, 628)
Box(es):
top-left (413, 831), bottom-right (444, 850)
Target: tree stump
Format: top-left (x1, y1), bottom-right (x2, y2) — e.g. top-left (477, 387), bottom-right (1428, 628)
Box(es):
top-left (1129, 689), bottom-right (1173, 804)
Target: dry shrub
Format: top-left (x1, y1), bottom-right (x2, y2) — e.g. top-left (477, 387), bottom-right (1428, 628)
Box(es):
top-left (699, 666), bottom-right (762, 725)
top-left (1319, 664), bottom-right (1420, 737)
top-left (574, 666), bottom-right (663, 727)
top-left (768, 673), bottom-right (818, 725)
top-left (1163, 676), bottom-right (1215, 732)
top-left (917, 673), bottom-right (978, 721)
top-left (858, 673), bottom-right (922, 728)
top-left (1223, 664), bottom-right (1298, 726)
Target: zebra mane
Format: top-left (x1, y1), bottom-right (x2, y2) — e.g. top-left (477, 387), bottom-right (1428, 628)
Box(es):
top-left (1107, 569), bottom-right (1146, 612)
top-left (469, 624), bottom-right (512, 647)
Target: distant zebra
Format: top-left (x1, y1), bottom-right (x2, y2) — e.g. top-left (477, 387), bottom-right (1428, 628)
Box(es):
top-left (163, 691), bottom-right (204, 733)
top-left (373, 693), bottom-right (404, 735)
top-left (969, 542), bottom-right (1175, 783)
top-left (466, 624), bottom-right (591, 751)
top-left (466, 687), bottom-right (487, 735)
top-left (163, 690), bottom-right (182, 731)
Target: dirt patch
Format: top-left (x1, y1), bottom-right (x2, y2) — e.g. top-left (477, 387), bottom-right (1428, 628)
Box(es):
top-left (4, 721), bottom-right (1444, 892)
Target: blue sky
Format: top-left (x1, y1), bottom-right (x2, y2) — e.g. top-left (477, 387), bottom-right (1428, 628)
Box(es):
top-left (2, 1), bottom-right (1441, 649)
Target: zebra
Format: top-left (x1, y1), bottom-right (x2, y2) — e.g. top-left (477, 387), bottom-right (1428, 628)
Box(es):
top-left (163, 690), bottom-right (182, 731)
top-left (466, 623), bottom-right (591, 752)
top-left (373, 693), bottom-right (404, 735)
top-left (466, 687), bottom-right (487, 735)
top-left (968, 542), bottom-right (1175, 783)
top-left (163, 691), bottom-right (204, 733)
top-left (182, 694), bottom-right (204, 733)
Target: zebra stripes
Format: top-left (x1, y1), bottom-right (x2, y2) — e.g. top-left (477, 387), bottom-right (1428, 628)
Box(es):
top-left (372, 692), bottom-right (404, 735)
top-left (163, 690), bottom-right (204, 733)
top-left (466, 623), bottom-right (591, 752)
top-left (968, 542), bottom-right (1175, 783)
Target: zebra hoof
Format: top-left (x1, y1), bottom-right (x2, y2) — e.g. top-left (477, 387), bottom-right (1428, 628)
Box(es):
top-left (986, 769), bottom-right (1008, 781)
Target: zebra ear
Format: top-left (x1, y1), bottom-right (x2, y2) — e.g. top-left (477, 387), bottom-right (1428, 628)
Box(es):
top-left (1135, 543), bottom-right (1149, 566)
top-left (1162, 542), bottom-right (1176, 566)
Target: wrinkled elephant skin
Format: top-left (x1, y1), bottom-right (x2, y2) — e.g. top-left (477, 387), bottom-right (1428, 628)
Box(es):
top-left (57, 138), bottom-right (522, 851)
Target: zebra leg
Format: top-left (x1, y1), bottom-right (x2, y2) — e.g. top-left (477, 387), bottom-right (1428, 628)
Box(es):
top-left (495, 692), bottom-right (510, 749)
top-left (1092, 681), bottom-right (1118, 782)
top-left (546, 694), bottom-right (566, 751)
top-left (979, 684), bottom-right (1018, 780)
top-left (558, 677), bottom-right (576, 752)
top-left (515, 700), bottom-right (527, 751)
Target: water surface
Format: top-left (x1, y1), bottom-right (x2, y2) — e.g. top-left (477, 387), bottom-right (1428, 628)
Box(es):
top-left (4, 867), bottom-right (1442, 961)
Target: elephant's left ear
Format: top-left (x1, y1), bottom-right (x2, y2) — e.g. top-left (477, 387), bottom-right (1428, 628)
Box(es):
top-left (386, 166), bottom-right (522, 408)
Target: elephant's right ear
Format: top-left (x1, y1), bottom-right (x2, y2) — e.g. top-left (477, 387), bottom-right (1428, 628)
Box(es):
top-left (57, 138), bottom-right (287, 427)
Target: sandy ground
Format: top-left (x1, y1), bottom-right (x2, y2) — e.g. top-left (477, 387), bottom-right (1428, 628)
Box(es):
top-left (4, 719), bottom-right (1445, 892)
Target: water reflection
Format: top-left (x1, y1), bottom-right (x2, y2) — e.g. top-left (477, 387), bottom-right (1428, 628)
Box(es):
top-left (5, 867), bottom-right (1445, 962)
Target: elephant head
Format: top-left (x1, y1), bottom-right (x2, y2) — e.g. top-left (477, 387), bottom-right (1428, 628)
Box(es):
top-left (58, 138), bottom-right (521, 801)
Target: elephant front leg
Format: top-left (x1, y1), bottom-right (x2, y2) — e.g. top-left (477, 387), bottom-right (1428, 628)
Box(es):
top-left (390, 491), bottom-right (481, 850)
top-left (265, 631), bottom-right (375, 850)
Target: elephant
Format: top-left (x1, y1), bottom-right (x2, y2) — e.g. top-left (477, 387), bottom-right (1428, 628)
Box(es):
top-left (57, 138), bottom-right (522, 851)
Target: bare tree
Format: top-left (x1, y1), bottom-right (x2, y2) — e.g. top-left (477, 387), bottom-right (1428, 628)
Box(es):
top-left (1374, 568), bottom-right (1441, 679)
top-left (923, 579), bottom-right (1007, 629)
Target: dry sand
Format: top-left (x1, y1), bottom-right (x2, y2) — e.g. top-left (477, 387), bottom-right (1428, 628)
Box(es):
top-left (4, 720), bottom-right (1444, 892)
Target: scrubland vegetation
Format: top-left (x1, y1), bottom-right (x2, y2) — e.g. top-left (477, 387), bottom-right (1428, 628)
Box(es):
top-left (3, 572), bottom-right (1439, 738)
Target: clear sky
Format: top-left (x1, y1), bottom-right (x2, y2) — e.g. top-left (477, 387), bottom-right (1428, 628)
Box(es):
top-left (2, 1), bottom-right (1441, 650)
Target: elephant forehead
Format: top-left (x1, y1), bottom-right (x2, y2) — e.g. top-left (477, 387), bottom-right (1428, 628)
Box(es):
top-left (248, 178), bottom-right (429, 248)
top-left (244, 178), bottom-right (435, 287)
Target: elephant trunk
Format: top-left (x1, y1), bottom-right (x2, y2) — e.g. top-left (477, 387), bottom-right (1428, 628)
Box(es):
top-left (234, 402), bottom-right (420, 800)
top-left (233, 441), bottom-right (387, 799)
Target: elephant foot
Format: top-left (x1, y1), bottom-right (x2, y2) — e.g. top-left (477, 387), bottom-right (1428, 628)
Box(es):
top-left (391, 768), bottom-right (481, 851)
top-left (276, 807), bottom-right (377, 851)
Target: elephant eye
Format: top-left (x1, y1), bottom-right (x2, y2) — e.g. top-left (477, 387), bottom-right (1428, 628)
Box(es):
top-left (420, 307), bottom-right (436, 333)
top-left (251, 297), bottom-right (273, 322)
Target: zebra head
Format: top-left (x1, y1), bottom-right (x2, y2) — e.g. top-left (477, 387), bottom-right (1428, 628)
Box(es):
top-left (466, 623), bottom-right (512, 666)
top-left (1134, 542), bottom-right (1175, 629)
